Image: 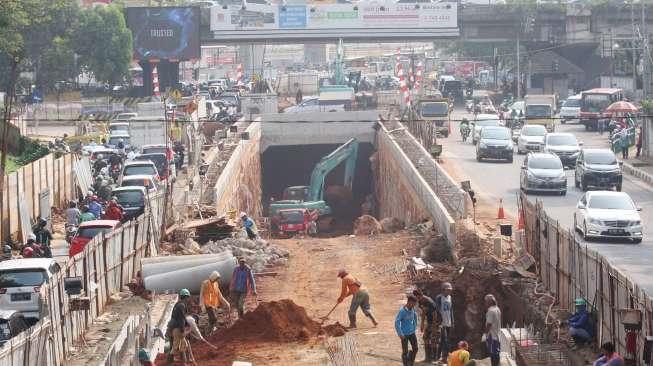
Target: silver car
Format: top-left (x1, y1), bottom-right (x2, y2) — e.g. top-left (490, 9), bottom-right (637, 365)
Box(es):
top-left (0, 259), bottom-right (60, 321)
top-left (574, 191), bottom-right (643, 243)
top-left (520, 153), bottom-right (566, 195)
top-left (517, 125), bottom-right (547, 154)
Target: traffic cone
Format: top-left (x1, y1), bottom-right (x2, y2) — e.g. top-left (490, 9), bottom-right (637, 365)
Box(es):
top-left (497, 199), bottom-right (505, 219)
top-left (518, 210), bottom-right (525, 230)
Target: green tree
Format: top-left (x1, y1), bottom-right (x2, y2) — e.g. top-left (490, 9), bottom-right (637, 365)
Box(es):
top-left (75, 5), bottom-right (133, 86)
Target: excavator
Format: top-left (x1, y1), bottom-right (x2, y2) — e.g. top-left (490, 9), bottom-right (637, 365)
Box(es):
top-left (268, 138), bottom-right (359, 231)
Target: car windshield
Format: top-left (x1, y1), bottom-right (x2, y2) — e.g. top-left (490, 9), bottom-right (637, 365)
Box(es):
top-left (481, 128), bottom-right (510, 140)
top-left (588, 195), bottom-right (634, 210)
top-left (219, 96), bottom-right (237, 104)
top-left (134, 155), bottom-right (167, 174)
top-left (521, 125), bottom-right (546, 136)
top-left (475, 118), bottom-right (499, 127)
top-left (109, 137), bottom-right (129, 146)
top-left (109, 125), bottom-right (129, 132)
top-left (583, 94), bottom-right (612, 113)
top-left (122, 178), bottom-right (154, 189)
top-left (141, 147), bottom-right (166, 155)
top-left (114, 191), bottom-right (144, 205)
top-left (563, 99), bottom-right (580, 108)
top-left (279, 211), bottom-right (305, 224)
top-left (547, 135), bottom-right (577, 146)
top-left (585, 151), bottom-right (617, 165)
top-left (420, 102), bottom-right (448, 117)
top-left (124, 165), bottom-right (156, 176)
top-left (526, 105), bottom-right (551, 118)
top-left (0, 269), bottom-right (46, 288)
top-left (529, 157), bottom-right (562, 169)
top-left (78, 226), bottom-right (112, 239)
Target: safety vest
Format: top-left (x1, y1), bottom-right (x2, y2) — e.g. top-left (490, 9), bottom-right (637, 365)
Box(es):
top-left (202, 280), bottom-right (221, 308)
top-left (447, 349), bottom-right (470, 366)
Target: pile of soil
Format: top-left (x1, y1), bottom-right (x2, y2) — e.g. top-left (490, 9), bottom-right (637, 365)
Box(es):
top-left (379, 217), bottom-right (404, 233)
top-left (353, 215), bottom-right (381, 235)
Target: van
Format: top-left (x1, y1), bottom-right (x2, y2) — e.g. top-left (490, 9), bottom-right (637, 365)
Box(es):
top-left (0, 259), bottom-right (61, 321)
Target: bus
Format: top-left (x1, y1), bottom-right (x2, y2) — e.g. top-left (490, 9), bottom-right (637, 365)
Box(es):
top-left (580, 88), bottom-right (623, 131)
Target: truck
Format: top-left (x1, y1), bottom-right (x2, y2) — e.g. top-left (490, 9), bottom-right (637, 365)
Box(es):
top-left (126, 102), bottom-right (167, 150)
top-left (524, 94), bottom-right (557, 132)
top-left (268, 138), bottom-right (359, 231)
top-left (416, 97), bottom-right (451, 138)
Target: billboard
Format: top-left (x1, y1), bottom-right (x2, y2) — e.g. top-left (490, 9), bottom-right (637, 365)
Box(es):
top-left (126, 7), bottom-right (200, 61)
top-left (210, 2), bottom-right (456, 32)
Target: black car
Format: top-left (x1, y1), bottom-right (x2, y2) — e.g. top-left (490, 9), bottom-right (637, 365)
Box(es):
top-left (574, 149), bottom-right (623, 191)
top-left (0, 310), bottom-right (30, 345)
top-left (476, 126), bottom-right (514, 163)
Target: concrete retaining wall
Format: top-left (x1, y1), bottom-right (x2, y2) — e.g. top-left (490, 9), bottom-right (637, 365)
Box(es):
top-left (214, 123), bottom-right (263, 218)
top-left (259, 111), bottom-right (378, 152)
top-left (376, 127), bottom-right (457, 246)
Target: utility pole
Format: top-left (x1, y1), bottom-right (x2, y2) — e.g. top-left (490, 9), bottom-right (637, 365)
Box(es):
top-left (0, 57), bottom-right (20, 240)
top-left (517, 33), bottom-right (521, 99)
top-left (632, 1), bottom-right (638, 95)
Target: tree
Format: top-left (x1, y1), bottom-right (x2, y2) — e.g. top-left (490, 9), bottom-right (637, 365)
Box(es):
top-left (75, 5), bottom-right (133, 86)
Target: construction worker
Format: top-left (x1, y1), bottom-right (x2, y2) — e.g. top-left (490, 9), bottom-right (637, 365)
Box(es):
top-left (138, 348), bottom-right (155, 366)
top-left (336, 269), bottom-right (378, 328)
top-left (413, 289), bottom-right (438, 363)
top-left (448, 341), bottom-right (473, 366)
top-left (240, 212), bottom-right (258, 240)
top-left (185, 314), bottom-right (218, 350)
top-left (569, 298), bottom-right (594, 346)
top-left (230, 258), bottom-right (256, 318)
top-left (435, 282), bottom-right (455, 363)
top-left (167, 288), bottom-right (191, 365)
top-left (395, 294), bottom-right (418, 366)
top-left (484, 294), bottom-right (502, 366)
top-left (200, 271), bottom-right (231, 333)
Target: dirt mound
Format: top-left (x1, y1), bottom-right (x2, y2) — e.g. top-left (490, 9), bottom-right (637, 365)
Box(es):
top-left (320, 322), bottom-right (348, 337)
top-left (353, 215), bottom-right (381, 235)
top-left (420, 233), bottom-right (453, 262)
top-left (211, 299), bottom-right (320, 343)
top-left (379, 217), bottom-right (404, 233)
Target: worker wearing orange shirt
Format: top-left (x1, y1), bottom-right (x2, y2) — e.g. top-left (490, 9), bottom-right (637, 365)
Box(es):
top-left (200, 271), bottom-right (231, 333)
top-left (336, 269), bottom-right (378, 329)
top-left (448, 341), bottom-right (474, 366)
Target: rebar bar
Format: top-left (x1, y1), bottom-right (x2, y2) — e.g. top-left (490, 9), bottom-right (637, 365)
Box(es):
top-left (325, 333), bottom-right (361, 366)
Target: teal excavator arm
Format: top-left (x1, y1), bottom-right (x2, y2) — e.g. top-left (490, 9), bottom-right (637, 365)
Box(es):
top-left (307, 138), bottom-right (359, 201)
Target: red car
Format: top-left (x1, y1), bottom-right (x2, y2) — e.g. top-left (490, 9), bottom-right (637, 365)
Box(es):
top-left (273, 209), bottom-right (318, 237)
top-left (69, 220), bottom-right (120, 257)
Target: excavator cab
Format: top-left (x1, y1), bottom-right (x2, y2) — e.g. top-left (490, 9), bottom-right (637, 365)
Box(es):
top-left (282, 186), bottom-right (309, 201)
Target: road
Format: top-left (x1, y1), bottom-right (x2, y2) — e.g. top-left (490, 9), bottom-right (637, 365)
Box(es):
top-left (441, 107), bottom-right (653, 295)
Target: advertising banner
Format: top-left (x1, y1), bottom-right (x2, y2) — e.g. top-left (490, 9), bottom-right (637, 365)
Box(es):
top-left (126, 7), bottom-right (200, 61)
top-left (210, 2), bottom-right (456, 32)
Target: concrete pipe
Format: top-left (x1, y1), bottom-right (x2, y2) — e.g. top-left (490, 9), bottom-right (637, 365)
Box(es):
top-left (144, 257), bottom-right (238, 294)
top-left (141, 252), bottom-right (234, 278)
top-left (141, 253), bottom-right (229, 265)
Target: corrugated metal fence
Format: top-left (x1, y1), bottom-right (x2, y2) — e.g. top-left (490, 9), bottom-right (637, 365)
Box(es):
top-left (0, 190), bottom-right (166, 365)
top-left (522, 194), bottom-right (653, 361)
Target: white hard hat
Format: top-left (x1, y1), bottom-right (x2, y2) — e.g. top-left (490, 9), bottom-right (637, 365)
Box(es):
top-left (209, 271), bottom-right (220, 281)
top-left (240, 212), bottom-right (247, 218)
top-left (28, 233), bottom-right (36, 241)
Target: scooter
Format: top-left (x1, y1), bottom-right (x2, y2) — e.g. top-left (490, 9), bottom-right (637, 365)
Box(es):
top-left (65, 224), bottom-right (78, 243)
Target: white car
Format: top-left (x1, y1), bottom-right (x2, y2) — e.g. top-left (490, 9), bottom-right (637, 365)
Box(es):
top-left (0, 259), bottom-right (61, 320)
top-left (108, 122), bottom-right (130, 135)
top-left (560, 95), bottom-right (581, 124)
top-left (517, 125), bottom-right (547, 154)
top-left (120, 160), bottom-right (160, 185)
top-left (120, 174), bottom-right (158, 194)
top-left (472, 114), bottom-right (501, 145)
top-left (283, 97), bottom-right (320, 113)
top-left (113, 112), bottom-right (137, 122)
top-left (574, 191), bottom-right (643, 243)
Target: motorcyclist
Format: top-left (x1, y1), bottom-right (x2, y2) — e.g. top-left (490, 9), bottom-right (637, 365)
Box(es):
top-left (104, 199), bottom-right (124, 221)
top-left (460, 118), bottom-right (471, 141)
top-left (93, 154), bottom-right (107, 174)
top-left (1, 245), bottom-right (13, 261)
top-left (173, 141), bottom-right (185, 170)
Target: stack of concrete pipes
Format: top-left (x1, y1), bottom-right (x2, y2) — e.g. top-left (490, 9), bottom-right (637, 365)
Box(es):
top-left (142, 251), bottom-right (237, 294)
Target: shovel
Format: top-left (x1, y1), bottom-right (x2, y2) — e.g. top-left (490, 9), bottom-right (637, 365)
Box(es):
top-left (319, 303), bottom-right (340, 325)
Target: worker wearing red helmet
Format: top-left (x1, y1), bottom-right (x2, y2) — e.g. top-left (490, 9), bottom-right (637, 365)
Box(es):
top-left (447, 341), bottom-right (473, 366)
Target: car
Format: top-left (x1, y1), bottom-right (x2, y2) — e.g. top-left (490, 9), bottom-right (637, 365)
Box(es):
top-left (274, 208), bottom-right (318, 237)
top-left (120, 174), bottom-right (158, 194)
top-left (133, 153), bottom-right (174, 180)
top-left (560, 95), bottom-right (581, 124)
top-left (574, 191), bottom-right (643, 243)
top-left (113, 113), bottom-right (137, 122)
top-left (88, 147), bottom-right (118, 162)
top-left (517, 124), bottom-right (547, 154)
top-left (283, 97), bottom-right (320, 113)
top-left (108, 122), bottom-right (130, 135)
top-left (69, 220), bottom-right (121, 256)
top-left (206, 100), bottom-right (237, 116)
top-left (0, 258), bottom-right (61, 320)
top-left (120, 160), bottom-right (160, 184)
top-left (574, 149), bottom-right (622, 191)
top-left (520, 153), bottom-right (566, 195)
top-left (476, 126), bottom-right (514, 163)
top-left (218, 92), bottom-right (241, 112)
top-left (543, 132), bottom-right (581, 168)
top-left (472, 114), bottom-right (501, 145)
top-left (112, 186), bottom-right (148, 221)
top-left (107, 133), bottom-right (131, 149)
top-left (0, 310), bottom-right (30, 344)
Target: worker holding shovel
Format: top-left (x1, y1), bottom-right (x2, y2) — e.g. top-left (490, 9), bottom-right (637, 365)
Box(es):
top-left (200, 271), bottom-right (231, 334)
top-left (336, 269), bottom-right (378, 329)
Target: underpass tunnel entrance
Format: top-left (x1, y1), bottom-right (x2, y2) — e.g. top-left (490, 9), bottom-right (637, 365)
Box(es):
top-left (262, 143), bottom-right (375, 235)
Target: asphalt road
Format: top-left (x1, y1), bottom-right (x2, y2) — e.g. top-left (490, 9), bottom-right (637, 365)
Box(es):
top-left (442, 107), bottom-right (653, 295)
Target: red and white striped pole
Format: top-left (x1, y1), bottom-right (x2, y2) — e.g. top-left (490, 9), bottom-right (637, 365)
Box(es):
top-left (398, 63), bottom-right (411, 106)
top-left (151, 62), bottom-right (160, 98)
top-left (236, 64), bottom-right (243, 86)
top-left (414, 61), bottom-right (423, 93)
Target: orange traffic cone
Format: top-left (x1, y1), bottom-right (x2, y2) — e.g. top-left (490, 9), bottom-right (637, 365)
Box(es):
top-left (497, 199), bottom-right (505, 219)
top-left (518, 210), bottom-right (525, 230)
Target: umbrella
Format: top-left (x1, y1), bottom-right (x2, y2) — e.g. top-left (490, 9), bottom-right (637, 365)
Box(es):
top-left (605, 101), bottom-right (639, 113)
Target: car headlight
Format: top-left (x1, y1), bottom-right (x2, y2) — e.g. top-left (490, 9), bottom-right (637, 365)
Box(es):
top-left (505, 143), bottom-right (513, 149)
top-left (479, 142), bottom-right (487, 148)
top-left (527, 172), bottom-right (540, 181)
top-left (557, 172), bottom-right (567, 180)
top-left (588, 218), bottom-right (602, 225)
top-left (631, 220), bottom-right (641, 226)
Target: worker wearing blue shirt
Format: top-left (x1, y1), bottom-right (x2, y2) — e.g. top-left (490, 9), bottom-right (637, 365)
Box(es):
top-left (395, 295), bottom-right (419, 366)
top-left (569, 298), bottom-right (594, 346)
top-left (240, 212), bottom-right (258, 240)
top-left (230, 258), bottom-right (257, 318)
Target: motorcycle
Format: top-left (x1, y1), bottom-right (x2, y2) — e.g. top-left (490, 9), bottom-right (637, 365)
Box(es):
top-left (65, 224), bottom-right (78, 243)
top-left (465, 87), bottom-right (473, 98)
top-left (461, 124), bottom-right (471, 142)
